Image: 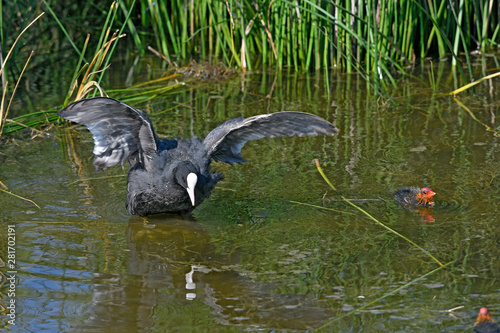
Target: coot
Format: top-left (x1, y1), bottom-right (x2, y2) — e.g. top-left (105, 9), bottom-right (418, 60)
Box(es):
top-left (394, 186), bottom-right (436, 207)
top-left (474, 307), bottom-right (500, 333)
top-left (58, 97), bottom-right (338, 216)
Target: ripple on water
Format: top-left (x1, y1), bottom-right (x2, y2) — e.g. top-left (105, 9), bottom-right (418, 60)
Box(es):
top-left (10, 264), bottom-right (94, 332)
top-left (6, 221), bottom-right (124, 331)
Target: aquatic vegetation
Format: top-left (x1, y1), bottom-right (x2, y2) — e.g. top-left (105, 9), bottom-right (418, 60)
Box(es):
top-left (0, 13), bottom-right (45, 138)
top-left (5, 1), bottom-right (500, 78)
top-left (0, 0), bottom-right (497, 137)
top-left (119, 1), bottom-right (499, 71)
top-left (0, 12), bottom-right (46, 207)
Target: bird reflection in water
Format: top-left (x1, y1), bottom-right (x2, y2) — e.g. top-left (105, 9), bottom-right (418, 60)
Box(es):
top-left (414, 207), bottom-right (435, 223)
top-left (76, 216), bottom-right (333, 331)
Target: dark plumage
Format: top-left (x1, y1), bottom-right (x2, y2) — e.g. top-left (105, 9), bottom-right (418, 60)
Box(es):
top-left (394, 186), bottom-right (436, 207)
top-left (474, 308), bottom-right (500, 333)
top-left (58, 97), bottom-right (338, 216)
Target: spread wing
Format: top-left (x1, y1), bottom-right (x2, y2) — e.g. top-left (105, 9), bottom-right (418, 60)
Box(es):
top-left (58, 97), bottom-right (158, 170)
top-left (203, 112), bottom-right (338, 164)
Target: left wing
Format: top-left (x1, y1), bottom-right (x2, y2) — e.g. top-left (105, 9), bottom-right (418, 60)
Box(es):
top-left (203, 112), bottom-right (338, 164)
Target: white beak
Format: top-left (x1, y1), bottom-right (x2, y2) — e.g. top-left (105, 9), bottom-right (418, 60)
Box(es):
top-left (186, 173), bottom-right (198, 206)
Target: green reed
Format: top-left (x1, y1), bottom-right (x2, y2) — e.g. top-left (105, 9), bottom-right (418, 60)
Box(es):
top-left (4, 1), bottom-right (500, 78)
top-left (1, 0), bottom-right (499, 135)
top-left (45, 1), bottom-right (132, 103)
top-left (4, 1), bottom-right (498, 92)
top-left (108, 0), bottom-right (497, 94)
top-left (179, 1), bottom-right (494, 64)
top-left (0, 12), bottom-right (46, 207)
top-left (0, 1), bottom-right (130, 135)
top-left (0, 12), bottom-right (44, 137)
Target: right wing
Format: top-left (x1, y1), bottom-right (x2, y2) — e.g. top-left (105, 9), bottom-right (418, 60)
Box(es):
top-left (58, 97), bottom-right (158, 170)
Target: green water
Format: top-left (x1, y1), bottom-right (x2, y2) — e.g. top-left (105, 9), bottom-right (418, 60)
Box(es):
top-left (1, 58), bottom-right (500, 332)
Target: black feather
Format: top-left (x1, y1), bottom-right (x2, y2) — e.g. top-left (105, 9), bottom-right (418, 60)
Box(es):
top-left (59, 97), bottom-right (338, 215)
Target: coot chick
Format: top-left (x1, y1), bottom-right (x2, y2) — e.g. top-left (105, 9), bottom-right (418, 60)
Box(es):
top-left (58, 97), bottom-right (338, 216)
top-left (474, 308), bottom-right (500, 333)
top-left (394, 186), bottom-right (436, 207)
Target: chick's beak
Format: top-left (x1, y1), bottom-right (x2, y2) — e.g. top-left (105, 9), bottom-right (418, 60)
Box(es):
top-left (186, 173), bottom-right (198, 206)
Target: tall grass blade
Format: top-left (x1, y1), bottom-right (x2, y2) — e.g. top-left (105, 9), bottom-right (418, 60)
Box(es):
top-left (0, 187), bottom-right (41, 209)
top-left (64, 35), bottom-right (90, 106)
top-left (95, 1), bottom-right (118, 53)
top-left (0, 12), bottom-right (44, 79)
top-left (4, 50), bottom-right (34, 124)
top-left (452, 97), bottom-right (499, 137)
top-left (450, 71), bottom-right (500, 95)
top-left (118, 0), bottom-right (144, 54)
top-left (43, 1), bottom-right (85, 60)
top-left (0, 13), bottom-right (44, 137)
top-left (412, 1), bottom-right (468, 83)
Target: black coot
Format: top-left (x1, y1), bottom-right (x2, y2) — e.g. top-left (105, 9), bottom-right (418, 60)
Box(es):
top-left (58, 97), bottom-right (338, 216)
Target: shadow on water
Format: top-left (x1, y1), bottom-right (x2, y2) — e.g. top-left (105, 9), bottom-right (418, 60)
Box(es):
top-left (1, 56), bottom-right (500, 331)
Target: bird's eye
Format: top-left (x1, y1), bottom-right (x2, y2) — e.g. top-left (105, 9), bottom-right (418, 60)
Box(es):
top-left (422, 190), bottom-right (427, 194)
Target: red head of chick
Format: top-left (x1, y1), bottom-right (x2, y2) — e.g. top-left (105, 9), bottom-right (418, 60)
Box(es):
top-left (474, 307), bottom-right (500, 333)
top-left (394, 186), bottom-right (436, 207)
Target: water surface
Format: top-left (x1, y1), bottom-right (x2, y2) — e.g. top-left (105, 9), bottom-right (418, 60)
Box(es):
top-left (1, 57), bottom-right (500, 331)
